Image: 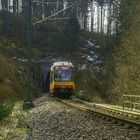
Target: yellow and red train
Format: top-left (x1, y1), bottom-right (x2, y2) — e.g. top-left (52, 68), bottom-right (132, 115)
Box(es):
top-left (33, 60), bottom-right (75, 97)
top-left (49, 61), bottom-right (75, 96)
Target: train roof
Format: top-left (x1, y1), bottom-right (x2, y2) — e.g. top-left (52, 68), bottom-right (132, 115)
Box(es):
top-left (53, 61), bottom-right (73, 67)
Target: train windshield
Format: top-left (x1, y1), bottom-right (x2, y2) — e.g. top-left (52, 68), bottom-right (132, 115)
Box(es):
top-left (54, 66), bottom-right (73, 82)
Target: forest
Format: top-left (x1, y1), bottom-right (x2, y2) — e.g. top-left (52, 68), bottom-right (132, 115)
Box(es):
top-left (0, 0), bottom-right (140, 120)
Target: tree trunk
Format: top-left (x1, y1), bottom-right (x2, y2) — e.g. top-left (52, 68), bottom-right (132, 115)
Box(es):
top-left (91, 1), bottom-right (95, 32)
top-left (107, 2), bottom-right (112, 36)
top-left (100, 3), bottom-right (103, 33)
top-left (97, 4), bottom-right (100, 32)
top-left (13, 0), bottom-right (17, 15)
top-left (1, 0), bottom-right (8, 33)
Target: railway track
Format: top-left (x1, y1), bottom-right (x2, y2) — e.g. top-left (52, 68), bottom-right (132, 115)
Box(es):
top-left (55, 96), bottom-right (140, 131)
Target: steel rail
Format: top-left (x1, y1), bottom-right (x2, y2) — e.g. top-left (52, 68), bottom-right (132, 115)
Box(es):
top-left (55, 97), bottom-right (140, 130)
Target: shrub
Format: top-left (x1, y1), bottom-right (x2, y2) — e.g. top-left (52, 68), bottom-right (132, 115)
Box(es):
top-left (0, 102), bottom-right (13, 121)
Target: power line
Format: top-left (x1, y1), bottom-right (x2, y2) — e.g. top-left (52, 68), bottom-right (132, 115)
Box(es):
top-left (48, 17), bottom-right (72, 20)
top-left (27, 0), bottom-right (32, 102)
top-left (33, 3), bottom-right (75, 25)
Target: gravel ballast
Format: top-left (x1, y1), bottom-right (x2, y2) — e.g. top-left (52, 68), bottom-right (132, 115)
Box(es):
top-left (23, 95), bottom-right (140, 140)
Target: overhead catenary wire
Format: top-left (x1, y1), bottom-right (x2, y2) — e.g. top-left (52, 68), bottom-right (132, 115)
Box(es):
top-left (33, 3), bottom-right (75, 25)
top-left (47, 17), bottom-right (72, 20)
top-left (33, 0), bottom-right (81, 25)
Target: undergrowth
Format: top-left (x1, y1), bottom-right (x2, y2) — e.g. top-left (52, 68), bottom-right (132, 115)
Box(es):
top-left (0, 102), bottom-right (13, 121)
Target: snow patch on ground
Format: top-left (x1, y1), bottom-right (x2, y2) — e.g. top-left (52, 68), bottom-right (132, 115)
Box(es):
top-left (82, 39), bottom-right (102, 63)
top-left (78, 64), bottom-right (87, 70)
top-left (84, 39), bottom-right (101, 49)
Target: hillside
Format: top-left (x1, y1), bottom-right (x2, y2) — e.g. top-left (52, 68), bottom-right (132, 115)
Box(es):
top-left (0, 38), bottom-right (26, 101)
top-left (0, 0), bottom-right (139, 109)
top-left (0, 36), bottom-right (28, 120)
top-left (110, 0), bottom-right (140, 102)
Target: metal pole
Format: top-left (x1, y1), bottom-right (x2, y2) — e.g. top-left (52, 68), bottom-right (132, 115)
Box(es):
top-left (27, 0), bottom-right (32, 102)
top-left (23, 0), bottom-right (34, 109)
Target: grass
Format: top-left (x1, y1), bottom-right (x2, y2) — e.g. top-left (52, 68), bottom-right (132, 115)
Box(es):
top-left (0, 102), bottom-right (13, 121)
top-left (74, 93), bottom-right (90, 102)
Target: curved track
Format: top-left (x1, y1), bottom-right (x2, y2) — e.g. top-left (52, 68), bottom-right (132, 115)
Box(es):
top-left (55, 96), bottom-right (140, 130)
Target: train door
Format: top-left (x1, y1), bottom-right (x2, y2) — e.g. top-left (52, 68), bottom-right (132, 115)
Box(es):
top-left (50, 68), bottom-right (54, 93)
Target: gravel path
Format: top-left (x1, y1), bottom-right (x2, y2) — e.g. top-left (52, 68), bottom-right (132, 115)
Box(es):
top-left (23, 95), bottom-right (140, 140)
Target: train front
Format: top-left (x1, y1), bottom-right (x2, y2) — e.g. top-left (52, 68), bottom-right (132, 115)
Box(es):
top-left (50, 62), bottom-right (75, 96)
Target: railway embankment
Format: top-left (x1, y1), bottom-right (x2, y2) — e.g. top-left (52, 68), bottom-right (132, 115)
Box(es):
top-left (22, 95), bottom-right (140, 140)
top-left (0, 102), bottom-right (29, 140)
top-left (1, 95), bottom-right (139, 140)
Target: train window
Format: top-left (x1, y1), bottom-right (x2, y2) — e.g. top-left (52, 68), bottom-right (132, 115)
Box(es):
top-left (54, 67), bottom-right (73, 82)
